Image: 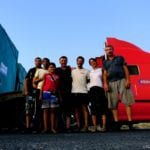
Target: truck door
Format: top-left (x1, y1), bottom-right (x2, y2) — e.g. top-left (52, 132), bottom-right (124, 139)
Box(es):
top-left (127, 65), bottom-right (140, 99)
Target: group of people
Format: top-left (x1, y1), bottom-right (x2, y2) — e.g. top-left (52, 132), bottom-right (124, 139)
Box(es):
top-left (24, 45), bottom-right (135, 134)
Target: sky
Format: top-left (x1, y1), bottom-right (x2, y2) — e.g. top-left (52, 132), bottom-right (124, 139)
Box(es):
top-left (0, 0), bottom-right (150, 71)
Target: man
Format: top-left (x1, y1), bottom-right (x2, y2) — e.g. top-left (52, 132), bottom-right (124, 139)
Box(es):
top-left (33, 58), bottom-right (50, 90)
top-left (103, 45), bottom-right (135, 130)
top-left (32, 57), bottom-right (50, 132)
top-left (24, 57), bottom-right (42, 132)
top-left (55, 56), bottom-right (72, 132)
top-left (71, 56), bottom-right (90, 132)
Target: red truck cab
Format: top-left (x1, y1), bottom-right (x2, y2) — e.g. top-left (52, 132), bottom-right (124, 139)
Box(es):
top-left (96, 37), bottom-right (150, 122)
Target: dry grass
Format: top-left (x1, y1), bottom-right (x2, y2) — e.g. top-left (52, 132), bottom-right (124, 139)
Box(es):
top-left (120, 122), bottom-right (150, 130)
top-left (133, 123), bottom-right (150, 129)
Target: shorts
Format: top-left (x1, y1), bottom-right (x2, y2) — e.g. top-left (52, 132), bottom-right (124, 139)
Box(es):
top-left (25, 89), bottom-right (41, 115)
top-left (41, 91), bottom-right (59, 109)
top-left (106, 79), bottom-right (135, 109)
top-left (89, 86), bottom-right (108, 116)
top-left (25, 95), bottom-right (36, 115)
top-left (60, 93), bottom-right (72, 116)
top-left (71, 93), bottom-right (89, 108)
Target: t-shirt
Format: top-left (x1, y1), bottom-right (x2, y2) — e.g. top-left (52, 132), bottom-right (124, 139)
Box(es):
top-left (71, 68), bottom-right (90, 93)
top-left (25, 67), bottom-right (36, 94)
top-left (89, 68), bottom-right (103, 88)
top-left (102, 56), bottom-right (126, 82)
top-left (43, 73), bottom-right (59, 92)
top-left (55, 66), bottom-right (72, 93)
top-left (34, 68), bottom-right (49, 90)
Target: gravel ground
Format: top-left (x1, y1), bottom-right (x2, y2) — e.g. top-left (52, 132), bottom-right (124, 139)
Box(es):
top-left (0, 130), bottom-right (150, 150)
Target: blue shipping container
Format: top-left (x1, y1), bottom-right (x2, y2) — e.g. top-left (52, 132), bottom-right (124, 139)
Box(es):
top-left (0, 24), bottom-right (26, 94)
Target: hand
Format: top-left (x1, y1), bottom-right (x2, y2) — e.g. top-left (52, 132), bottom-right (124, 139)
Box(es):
top-left (103, 83), bottom-right (109, 92)
top-left (39, 94), bottom-right (42, 101)
top-left (125, 80), bottom-right (130, 89)
top-left (24, 91), bottom-right (29, 96)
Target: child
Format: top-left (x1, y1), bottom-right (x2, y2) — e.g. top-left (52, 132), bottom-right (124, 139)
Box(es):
top-left (40, 63), bottom-right (59, 133)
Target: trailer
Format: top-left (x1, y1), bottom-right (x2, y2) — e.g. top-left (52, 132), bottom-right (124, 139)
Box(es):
top-left (0, 24), bottom-right (26, 130)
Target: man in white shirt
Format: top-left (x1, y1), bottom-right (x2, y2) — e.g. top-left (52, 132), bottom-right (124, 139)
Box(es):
top-left (33, 58), bottom-right (50, 90)
top-left (71, 56), bottom-right (90, 132)
top-left (32, 57), bottom-right (50, 132)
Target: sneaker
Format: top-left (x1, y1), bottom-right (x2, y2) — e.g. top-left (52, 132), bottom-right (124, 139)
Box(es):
top-left (88, 126), bottom-right (96, 133)
top-left (100, 127), bottom-right (106, 132)
top-left (96, 125), bottom-right (106, 132)
top-left (32, 130), bottom-right (39, 134)
top-left (51, 129), bottom-right (57, 134)
top-left (96, 125), bottom-right (102, 132)
top-left (41, 129), bottom-right (49, 134)
top-left (80, 127), bottom-right (88, 132)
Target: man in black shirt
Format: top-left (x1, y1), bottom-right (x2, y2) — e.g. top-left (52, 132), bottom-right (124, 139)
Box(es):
top-left (103, 45), bottom-right (134, 130)
top-left (56, 56), bottom-right (72, 132)
top-left (24, 57), bottom-right (42, 132)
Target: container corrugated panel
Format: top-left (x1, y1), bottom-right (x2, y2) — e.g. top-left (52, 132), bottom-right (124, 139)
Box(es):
top-left (16, 63), bottom-right (26, 91)
top-left (0, 24), bottom-right (18, 94)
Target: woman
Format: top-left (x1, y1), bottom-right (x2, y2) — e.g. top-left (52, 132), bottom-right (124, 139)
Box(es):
top-left (88, 58), bottom-right (108, 132)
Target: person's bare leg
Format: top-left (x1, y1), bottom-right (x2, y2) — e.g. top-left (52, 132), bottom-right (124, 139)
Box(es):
top-left (101, 114), bottom-right (106, 128)
top-left (75, 108), bottom-right (80, 128)
top-left (111, 108), bottom-right (118, 122)
top-left (26, 115), bottom-right (31, 129)
top-left (66, 116), bottom-right (71, 129)
top-left (125, 105), bottom-right (132, 121)
top-left (111, 108), bottom-right (120, 130)
top-left (126, 105), bottom-right (133, 130)
top-left (82, 105), bottom-right (89, 128)
top-left (43, 109), bottom-right (48, 131)
top-left (50, 108), bottom-right (56, 133)
top-left (88, 115), bottom-right (97, 132)
top-left (92, 115), bottom-right (96, 126)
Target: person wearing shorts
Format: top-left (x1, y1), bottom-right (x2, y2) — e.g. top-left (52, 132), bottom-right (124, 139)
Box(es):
top-left (103, 45), bottom-right (135, 130)
top-left (88, 58), bottom-right (108, 132)
top-left (71, 56), bottom-right (90, 132)
top-left (40, 63), bottom-right (59, 133)
top-left (24, 57), bottom-right (42, 132)
top-left (32, 57), bottom-right (50, 132)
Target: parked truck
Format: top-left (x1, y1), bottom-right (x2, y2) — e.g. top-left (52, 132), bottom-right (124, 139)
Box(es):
top-left (96, 37), bottom-right (150, 123)
top-left (0, 24), bottom-right (26, 130)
